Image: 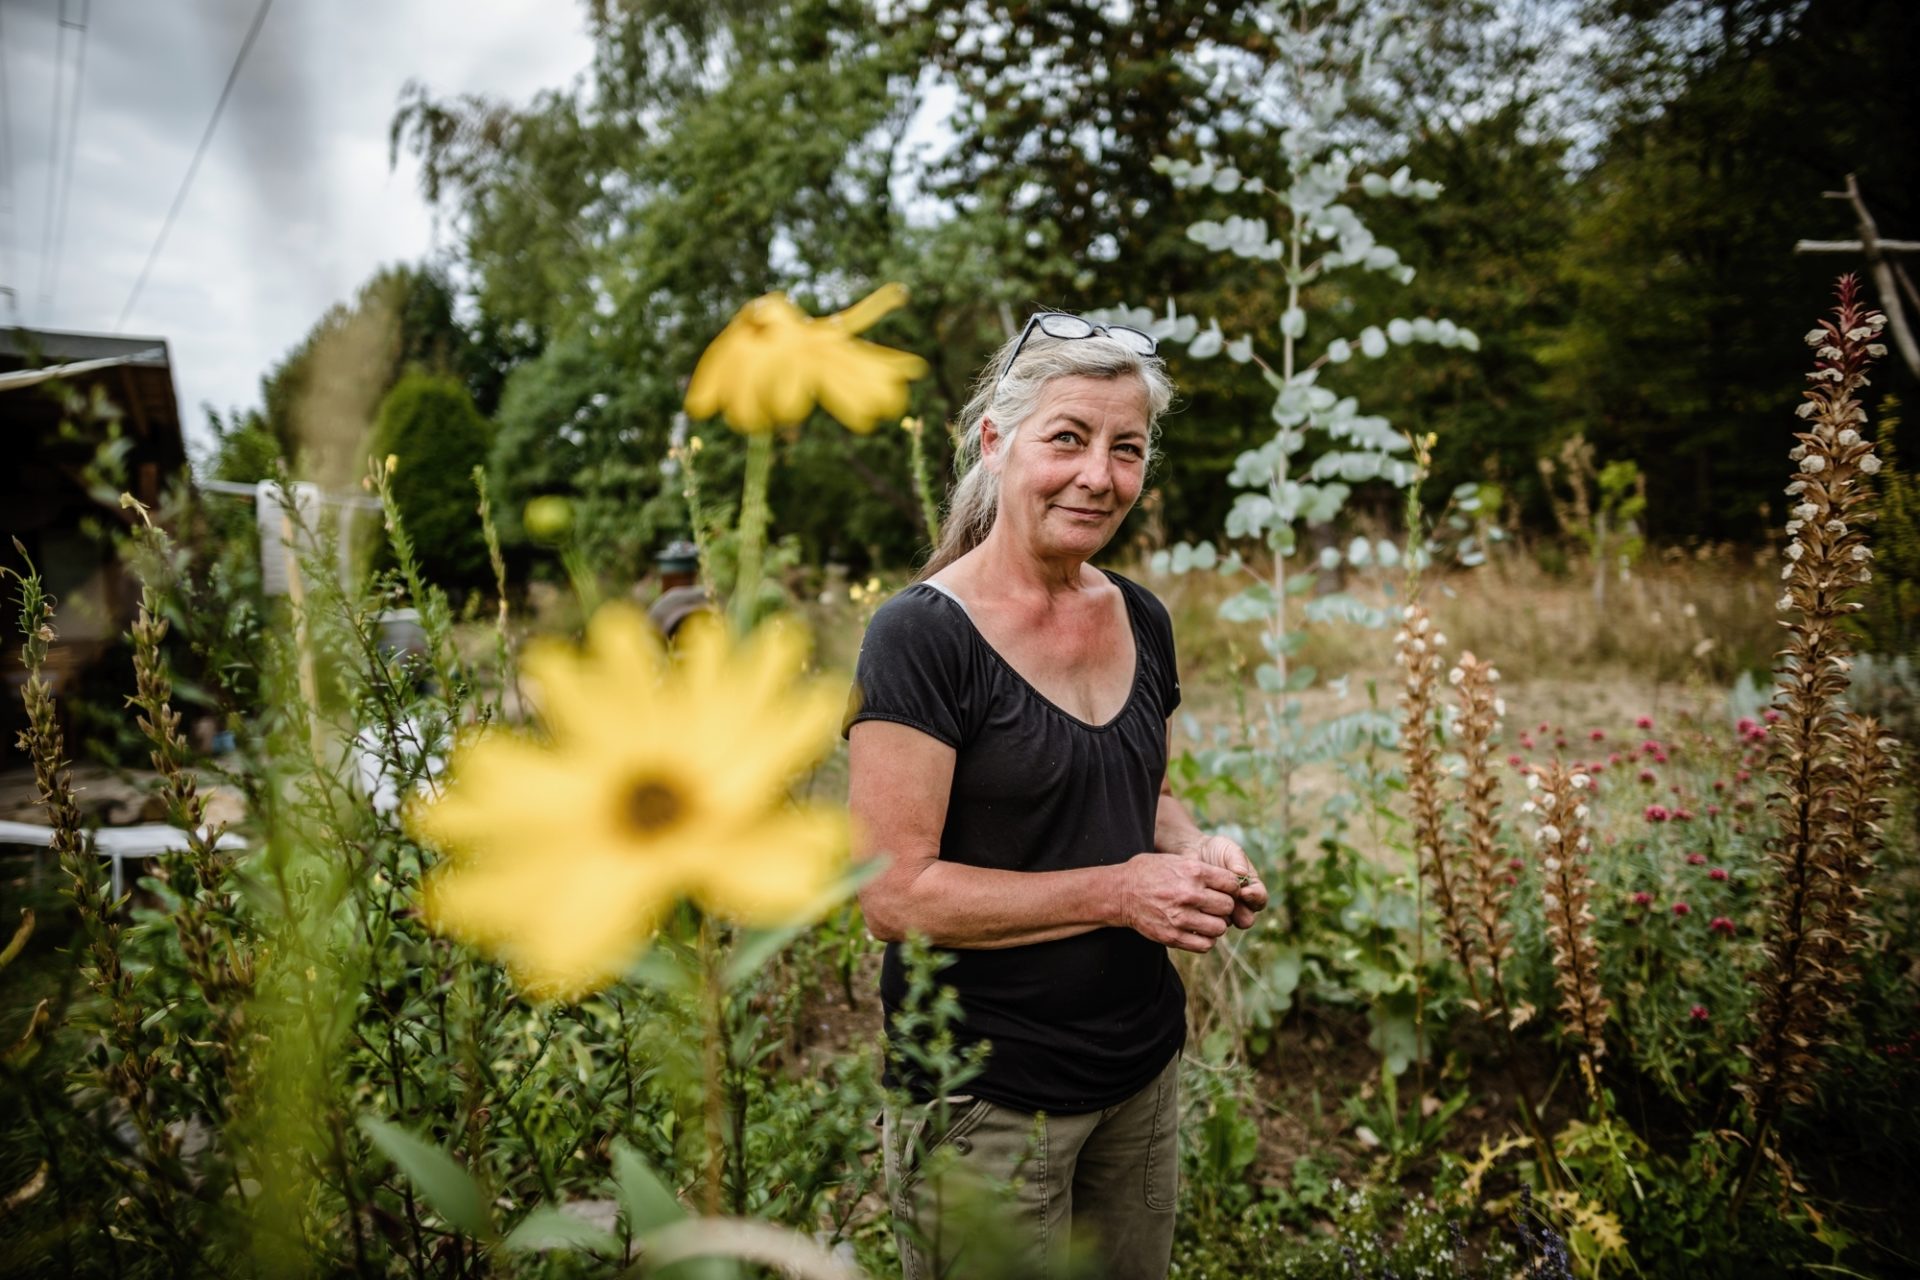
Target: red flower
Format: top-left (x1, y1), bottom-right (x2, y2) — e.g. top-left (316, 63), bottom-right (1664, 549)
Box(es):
top-left (1608, 752), bottom-right (1624, 766)
top-left (1673, 808), bottom-right (1694, 822)
top-left (1712, 778), bottom-right (1727, 791)
top-left (1538, 722), bottom-right (1551, 734)
top-left (1653, 752), bottom-right (1670, 765)
top-left (1709, 867), bottom-right (1728, 881)
top-left (1590, 729), bottom-right (1606, 742)
top-left (1735, 769), bottom-right (1751, 784)
top-left (1763, 709), bottom-right (1781, 723)
top-left (1706, 804), bottom-right (1721, 818)
top-left (1521, 735), bottom-right (1536, 750)
top-left (1687, 853), bottom-right (1707, 865)
top-left (1736, 716), bottom-right (1756, 735)
top-left (1507, 754), bottom-right (1523, 768)
top-left (1632, 891), bottom-right (1653, 907)
top-left (1636, 715), bottom-right (1654, 729)
top-left (1709, 916), bottom-right (1736, 936)
top-left (1690, 1004), bottom-right (1710, 1022)
top-left (1672, 901), bottom-right (1691, 916)
top-left (1645, 804), bottom-right (1671, 823)
top-left (1508, 858), bottom-right (1525, 872)
top-left (1639, 768), bottom-right (1658, 784)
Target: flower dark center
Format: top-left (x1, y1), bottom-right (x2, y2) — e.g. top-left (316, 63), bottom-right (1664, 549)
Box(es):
top-left (623, 777), bottom-right (686, 834)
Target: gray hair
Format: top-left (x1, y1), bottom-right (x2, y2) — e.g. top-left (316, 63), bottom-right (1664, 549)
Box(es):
top-left (918, 328), bottom-right (1175, 578)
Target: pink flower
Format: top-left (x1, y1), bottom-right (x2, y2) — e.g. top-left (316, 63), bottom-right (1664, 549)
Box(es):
top-left (1736, 716), bottom-right (1756, 736)
top-left (1690, 1004), bottom-right (1710, 1023)
top-left (1554, 737), bottom-right (1568, 749)
top-left (1763, 709), bottom-right (1781, 723)
top-left (1521, 735), bottom-right (1536, 749)
top-left (1645, 804), bottom-right (1671, 823)
top-left (1706, 804), bottom-right (1721, 818)
top-left (1508, 858), bottom-right (1525, 872)
top-left (1590, 729), bottom-right (1606, 742)
top-left (1709, 867), bottom-right (1728, 881)
top-left (1632, 891), bottom-right (1653, 907)
top-left (1673, 808), bottom-right (1695, 822)
top-left (1507, 754), bottom-right (1523, 768)
top-left (1636, 715), bottom-right (1654, 729)
top-left (1639, 769), bottom-right (1658, 784)
top-left (1687, 853), bottom-right (1707, 865)
top-left (1608, 752), bottom-right (1624, 766)
top-left (1653, 752), bottom-right (1670, 765)
top-left (1709, 916), bottom-right (1736, 936)
top-left (1712, 778), bottom-right (1727, 792)
top-left (1735, 769), bottom-right (1751, 784)
top-left (1672, 901), bottom-right (1691, 916)
top-left (1642, 740), bottom-right (1661, 755)
top-left (1538, 722), bottom-right (1551, 734)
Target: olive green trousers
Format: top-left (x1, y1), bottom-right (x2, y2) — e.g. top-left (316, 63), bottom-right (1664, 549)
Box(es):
top-left (882, 1050), bottom-right (1180, 1280)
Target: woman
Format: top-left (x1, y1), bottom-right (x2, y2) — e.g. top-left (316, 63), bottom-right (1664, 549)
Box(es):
top-left (847, 314), bottom-right (1268, 1279)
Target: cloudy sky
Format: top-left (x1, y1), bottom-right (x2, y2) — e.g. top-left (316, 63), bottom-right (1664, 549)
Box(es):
top-left (2, 0), bottom-right (595, 453)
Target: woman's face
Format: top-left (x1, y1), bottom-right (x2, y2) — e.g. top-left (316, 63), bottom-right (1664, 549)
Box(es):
top-left (984, 374), bottom-right (1151, 563)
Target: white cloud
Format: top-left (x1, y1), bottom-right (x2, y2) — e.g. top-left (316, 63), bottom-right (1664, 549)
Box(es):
top-left (4, 0), bottom-right (594, 451)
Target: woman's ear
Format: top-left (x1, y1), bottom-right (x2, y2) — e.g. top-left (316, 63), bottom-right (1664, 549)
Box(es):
top-left (981, 417), bottom-right (1006, 474)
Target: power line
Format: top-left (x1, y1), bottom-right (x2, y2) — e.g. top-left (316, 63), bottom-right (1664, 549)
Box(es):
top-left (41, 0), bottom-right (91, 320)
top-left (0, 3), bottom-right (16, 320)
top-left (116, 0), bottom-right (274, 333)
top-left (34, 0), bottom-right (70, 317)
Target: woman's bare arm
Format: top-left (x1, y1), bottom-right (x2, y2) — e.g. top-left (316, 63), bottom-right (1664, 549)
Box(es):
top-left (850, 720), bottom-right (1242, 951)
top-left (1154, 722), bottom-right (1268, 929)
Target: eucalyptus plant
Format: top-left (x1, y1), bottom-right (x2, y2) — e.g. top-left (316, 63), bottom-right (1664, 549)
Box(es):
top-left (1102, 1), bottom-right (1483, 1066)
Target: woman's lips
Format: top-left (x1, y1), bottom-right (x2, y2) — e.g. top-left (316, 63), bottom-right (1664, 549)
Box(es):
top-left (1057, 505), bottom-right (1111, 517)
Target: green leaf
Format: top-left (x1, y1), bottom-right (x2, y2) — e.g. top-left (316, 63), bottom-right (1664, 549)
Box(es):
top-left (499, 1205), bottom-right (621, 1254)
top-left (359, 1117), bottom-right (493, 1239)
top-left (612, 1139), bottom-right (685, 1236)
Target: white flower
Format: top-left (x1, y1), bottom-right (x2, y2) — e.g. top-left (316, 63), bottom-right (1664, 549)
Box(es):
top-left (1494, 697), bottom-right (1506, 717)
top-left (1817, 345), bottom-right (1842, 360)
top-left (1788, 444), bottom-right (1808, 460)
top-left (1861, 455), bottom-right (1882, 475)
top-left (1786, 480), bottom-right (1807, 495)
top-left (1801, 455), bottom-right (1827, 473)
top-left (1543, 856), bottom-right (1561, 872)
top-left (1838, 428), bottom-right (1860, 447)
top-left (1821, 368), bottom-right (1845, 382)
top-left (1826, 519), bottom-right (1846, 535)
top-left (1402, 605), bottom-right (1419, 621)
top-left (1414, 614), bottom-right (1431, 634)
top-left (1543, 891), bottom-right (1561, 910)
top-left (1539, 792), bottom-right (1557, 810)
top-left (1846, 326), bottom-right (1873, 341)
top-left (1448, 666), bottom-right (1465, 685)
top-left (1538, 824), bottom-right (1562, 844)
top-left (1521, 800), bottom-right (1537, 814)
top-left (1570, 773), bottom-right (1590, 790)
top-left (1526, 774), bottom-right (1541, 791)
top-left (1776, 592), bottom-right (1793, 611)
top-left (1867, 313), bottom-right (1886, 330)
top-left (1793, 502), bottom-right (1819, 520)
top-left (1785, 520), bottom-right (1804, 535)
top-left (1575, 804), bottom-right (1590, 820)
top-left (1785, 542), bottom-right (1803, 560)
top-left (1804, 328), bottom-right (1826, 346)
top-left (1867, 343), bottom-right (1888, 358)
top-left (1859, 568), bottom-right (1874, 582)
top-left (1393, 630), bottom-right (1409, 645)
top-left (1781, 564), bottom-right (1795, 581)
top-left (1577, 835), bottom-right (1591, 851)
top-left (1433, 633), bottom-right (1447, 647)
top-left (1410, 637), bottom-right (1426, 653)
top-left (1795, 401), bottom-right (1817, 420)
top-left (1852, 545), bottom-right (1872, 561)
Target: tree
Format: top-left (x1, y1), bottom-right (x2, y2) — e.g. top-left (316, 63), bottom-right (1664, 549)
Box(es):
top-left (371, 373), bottom-right (493, 588)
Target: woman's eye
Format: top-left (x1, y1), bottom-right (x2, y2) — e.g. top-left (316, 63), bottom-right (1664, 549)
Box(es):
top-left (1115, 443), bottom-right (1144, 458)
top-left (1052, 431), bottom-right (1081, 445)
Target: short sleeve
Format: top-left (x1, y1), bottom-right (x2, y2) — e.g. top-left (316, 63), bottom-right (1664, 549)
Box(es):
top-left (1117, 573), bottom-right (1181, 717)
top-left (842, 588), bottom-right (970, 748)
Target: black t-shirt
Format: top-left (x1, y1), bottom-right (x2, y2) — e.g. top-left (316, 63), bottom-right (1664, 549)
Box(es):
top-left (845, 568), bottom-right (1186, 1113)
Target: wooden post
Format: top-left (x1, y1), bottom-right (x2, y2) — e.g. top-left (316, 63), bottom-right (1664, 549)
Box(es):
top-left (1793, 174), bottom-right (1920, 381)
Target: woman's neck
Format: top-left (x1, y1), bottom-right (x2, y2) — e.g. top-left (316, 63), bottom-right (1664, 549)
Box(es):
top-left (959, 526), bottom-right (1094, 601)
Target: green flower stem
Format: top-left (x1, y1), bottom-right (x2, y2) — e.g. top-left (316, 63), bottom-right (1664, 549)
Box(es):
top-left (907, 419), bottom-right (942, 546)
top-left (731, 430), bottom-right (775, 632)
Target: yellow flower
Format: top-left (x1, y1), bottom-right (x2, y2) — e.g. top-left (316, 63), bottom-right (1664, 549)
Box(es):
top-left (684, 283), bottom-right (929, 434)
top-left (411, 606), bottom-right (847, 1000)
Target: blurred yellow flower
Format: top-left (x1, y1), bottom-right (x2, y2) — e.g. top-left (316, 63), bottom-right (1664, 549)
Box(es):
top-left (684, 283), bottom-right (928, 434)
top-left (410, 606), bottom-right (847, 1000)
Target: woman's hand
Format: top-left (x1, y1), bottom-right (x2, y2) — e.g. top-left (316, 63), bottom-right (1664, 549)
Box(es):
top-left (1114, 854), bottom-right (1245, 953)
top-left (1181, 835), bottom-right (1267, 929)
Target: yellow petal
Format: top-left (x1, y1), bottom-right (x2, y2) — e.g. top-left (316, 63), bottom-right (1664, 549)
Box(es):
top-left (826, 282), bottom-right (911, 335)
top-left (813, 341), bottom-right (931, 433)
top-left (692, 804), bottom-right (848, 925)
